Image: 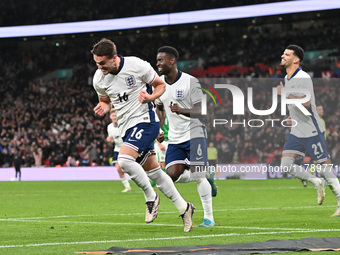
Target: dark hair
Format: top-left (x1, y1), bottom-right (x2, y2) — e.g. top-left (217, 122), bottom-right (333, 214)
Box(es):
top-left (91, 38), bottom-right (117, 58)
top-left (157, 46), bottom-right (179, 61)
top-left (286, 44), bottom-right (304, 62)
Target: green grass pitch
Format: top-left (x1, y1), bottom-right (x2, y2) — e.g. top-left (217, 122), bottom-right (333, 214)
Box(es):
top-left (1, 179), bottom-right (340, 255)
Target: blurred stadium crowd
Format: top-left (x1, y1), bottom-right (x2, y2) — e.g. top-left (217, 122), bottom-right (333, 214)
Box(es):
top-left (0, 2), bottom-right (339, 168)
top-left (0, 0), bottom-right (290, 26)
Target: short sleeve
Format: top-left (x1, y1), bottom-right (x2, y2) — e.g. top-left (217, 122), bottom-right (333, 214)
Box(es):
top-left (93, 70), bottom-right (108, 98)
top-left (138, 58), bottom-right (157, 85)
top-left (190, 77), bottom-right (203, 105)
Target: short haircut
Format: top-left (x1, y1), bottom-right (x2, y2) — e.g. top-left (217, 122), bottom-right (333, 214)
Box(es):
top-left (286, 44), bottom-right (304, 62)
top-left (157, 46), bottom-right (179, 61)
top-left (91, 38), bottom-right (117, 58)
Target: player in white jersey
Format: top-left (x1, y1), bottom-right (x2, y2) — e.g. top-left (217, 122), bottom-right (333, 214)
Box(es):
top-left (277, 45), bottom-right (340, 217)
top-left (91, 38), bottom-right (195, 232)
top-left (155, 46), bottom-right (217, 227)
top-left (106, 108), bottom-right (131, 193)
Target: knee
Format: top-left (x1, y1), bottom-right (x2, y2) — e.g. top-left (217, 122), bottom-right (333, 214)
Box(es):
top-left (117, 155), bottom-right (135, 172)
top-left (166, 168), bottom-right (180, 182)
top-left (281, 157), bottom-right (295, 171)
top-left (117, 157), bottom-right (126, 169)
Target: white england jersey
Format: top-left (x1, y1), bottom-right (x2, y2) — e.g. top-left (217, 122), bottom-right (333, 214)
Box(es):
top-left (156, 71), bottom-right (206, 144)
top-left (107, 123), bottom-right (123, 152)
top-left (93, 56), bottom-right (158, 137)
top-left (285, 67), bottom-right (325, 138)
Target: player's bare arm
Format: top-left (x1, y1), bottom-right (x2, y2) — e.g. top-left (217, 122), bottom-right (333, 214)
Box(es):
top-left (156, 104), bottom-right (166, 128)
top-left (94, 96), bottom-right (111, 116)
top-left (284, 116), bottom-right (292, 126)
top-left (139, 76), bottom-right (166, 104)
top-left (156, 104), bottom-right (166, 143)
top-left (277, 81), bottom-right (311, 108)
top-left (169, 102), bottom-right (202, 118)
top-left (277, 81), bottom-right (284, 95)
top-left (287, 94), bottom-right (311, 108)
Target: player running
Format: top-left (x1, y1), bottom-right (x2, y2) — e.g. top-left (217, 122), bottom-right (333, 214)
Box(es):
top-left (155, 46), bottom-right (217, 227)
top-left (91, 38), bottom-right (195, 231)
top-left (277, 44), bottom-right (340, 217)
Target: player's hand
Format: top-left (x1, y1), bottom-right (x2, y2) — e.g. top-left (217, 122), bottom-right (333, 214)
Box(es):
top-left (106, 137), bottom-right (114, 143)
top-left (159, 143), bottom-right (166, 151)
top-left (139, 90), bottom-right (153, 104)
top-left (169, 103), bottom-right (181, 114)
top-left (94, 102), bottom-right (110, 116)
top-left (157, 133), bottom-right (165, 143)
top-left (284, 116), bottom-right (292, 126)
top-left (277, 81), bottom-right (284, 95)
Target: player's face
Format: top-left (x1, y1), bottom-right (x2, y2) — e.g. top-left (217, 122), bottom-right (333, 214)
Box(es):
top-left (280, 49), bottom-right (297, 68)
top-left (110, 111), bottom-right (117, 124)
top-left (93, 55), bottom-right (117, 75)
top-left (316, 105), bottom-right (324, 117)
top-left (156, 52), bottom-right (173, 75)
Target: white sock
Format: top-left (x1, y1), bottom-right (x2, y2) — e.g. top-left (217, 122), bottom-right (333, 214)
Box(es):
top-left (319, 165), bottom-right (340, 206)
top-left (121, 177), bottom-right (131, 189)
top-left (175, 170), bottom-right (214, 220)
top-left (147, 166), bottom-right (187, 214)
top-left (291, 164), bottom-right (321, 187)
top-left (282, 157), bottom-right (320, 187)
top-left (176, 169), bottom-right (207, 183)
top-left (118, 155), bottom-right (155, 201)
top-left (175, 170), bottom-right (193, 183)
top-left (196, 177), bottom-right (214, 222)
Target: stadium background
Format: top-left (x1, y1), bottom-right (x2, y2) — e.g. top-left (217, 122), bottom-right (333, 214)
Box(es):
top-left (0, 0), bottom-right (339, 169)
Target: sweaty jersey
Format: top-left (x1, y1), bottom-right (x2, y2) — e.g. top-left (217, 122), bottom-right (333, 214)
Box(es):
top-left (107, 123), bottom-right (123, 152)
top-left (156, 71), bottom-right (206, 144)
top-left (93, 56), bottom-right (158, 137)
top-left (285, 67), bottom-right (325, 138)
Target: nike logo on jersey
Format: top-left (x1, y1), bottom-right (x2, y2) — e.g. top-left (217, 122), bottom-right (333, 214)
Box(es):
top-left (128, 138), bottom-right (137, 142)
top-left (196, 156), bottom-right (203, 160)
top-left (104, 87), bottom-right (110, 91)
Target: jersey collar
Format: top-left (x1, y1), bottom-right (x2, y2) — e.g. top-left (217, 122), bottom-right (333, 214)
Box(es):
top-left (165, 70), bottom-right (182, 85)
top-left (111, 55), bottom-right (124, 75)
top-left (287, 66), bottom-right (302, 80)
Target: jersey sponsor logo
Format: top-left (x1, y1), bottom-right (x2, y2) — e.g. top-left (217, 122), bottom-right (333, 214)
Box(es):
top-left (176, 89), bottom-right (184, 99)
top-left (125, 75), bottom-right (136, 87)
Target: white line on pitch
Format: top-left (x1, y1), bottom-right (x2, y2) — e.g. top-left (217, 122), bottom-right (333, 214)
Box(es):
top-left (2, 218), bottom-right (340, 233)
top-left (0, 205), bottom-right (335, 221)
top-left (1, 229), bottom-right (339, 249)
